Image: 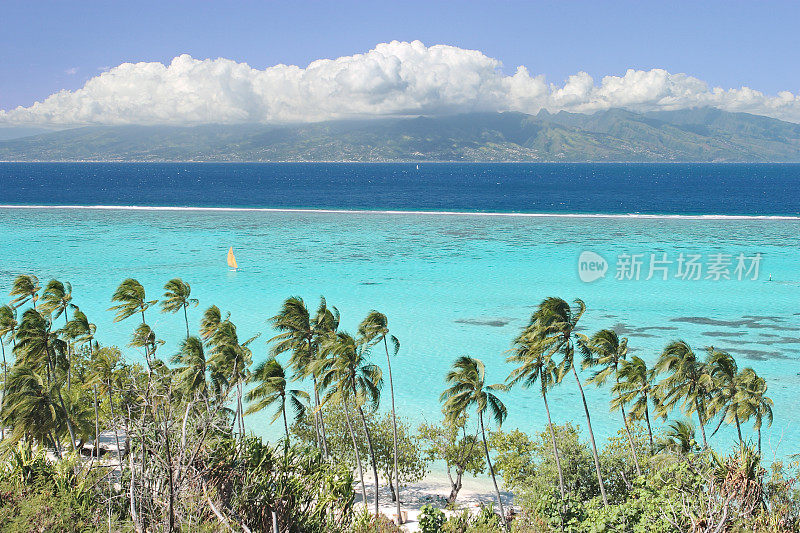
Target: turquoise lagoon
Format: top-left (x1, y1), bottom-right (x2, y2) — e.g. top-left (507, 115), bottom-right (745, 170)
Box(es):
top-left (1, 206), bottom-right (799, 457)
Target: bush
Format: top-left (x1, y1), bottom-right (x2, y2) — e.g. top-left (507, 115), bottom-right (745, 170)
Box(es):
top-left (419, 503), bottom-right (447, 533)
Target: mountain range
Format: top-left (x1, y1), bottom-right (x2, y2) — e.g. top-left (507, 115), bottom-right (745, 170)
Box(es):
top-left (2, 107), bottom-right (800, 162)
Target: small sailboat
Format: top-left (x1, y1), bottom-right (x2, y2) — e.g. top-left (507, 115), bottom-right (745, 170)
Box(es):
top-left (227, 247), bottom-right (238, 270)
top-left (416, 164), bottom-right (420, 170)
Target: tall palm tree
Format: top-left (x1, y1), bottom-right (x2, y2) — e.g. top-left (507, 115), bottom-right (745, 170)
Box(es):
top-left (245, 357), bottom-right (309, 441)
top-left (358, 310), bottom-right (403, 518)
top-left (110, 279), bottom-right (157, 363)
top-left (736, 369), bottom-right (773, 455)
top-left (0, 363), bottom-right (60, 451)
top-left (208, 318), bottom-right (256, 437)
top-left (706, 348), bottom-right (745, 443)
top-left (441, 356), bottom-right (508, 531)
top-left (161, 278), bottom-right (198, 339)
top-left (63, 309), bottom-right (96, 355)
top-left (527, 297), bottom-right (608, 507)
top-left (318, 331), bottom-right (383, 517)
top-left (0, 305), bottom-right (18, 440)
top-left (171, 336), bottom-right (208, 396)
top-left (9, 274), bottom-right (40, 309)
top-left (506, 324), bottom-right (567, 504)
top-left (90, 347), bottom-right (124, 466)
top-left (42, 280), bottom-right (77, 390)
top-left (613, 356), bottom-right (657, 453)
top-left (580, 329), bottom-right (641, 476)
top-left (269, 296), bottom-right (333, 455)
top-left (40, 280), bottom-right (75, 322)
top-left (655, 340), bottom-right (713, 448)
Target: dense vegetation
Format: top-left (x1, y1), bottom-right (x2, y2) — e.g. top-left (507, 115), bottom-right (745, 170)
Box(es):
top-left (0, 275), bottom-right (797, 532)
top-left (2, 108), bottom-right (800, 162)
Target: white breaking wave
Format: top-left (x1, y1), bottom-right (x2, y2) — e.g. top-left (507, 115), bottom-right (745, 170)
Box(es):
top-left (2, 41), bottom-right (800, 126)
top-left (1, 205), bottom-right (798, 221)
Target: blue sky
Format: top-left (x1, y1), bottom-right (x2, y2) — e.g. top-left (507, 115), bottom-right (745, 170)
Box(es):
top-left (2, 1), bottom-right (800, 125)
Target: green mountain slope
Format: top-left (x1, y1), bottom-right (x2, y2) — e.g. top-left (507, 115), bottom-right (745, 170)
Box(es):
top-left (2, 108), bottom-right (799, 162)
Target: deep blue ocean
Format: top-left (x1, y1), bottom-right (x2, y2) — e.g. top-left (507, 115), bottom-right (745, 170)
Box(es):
top-left (1, 162), bottom-right (799, 215)
top-left (1, 162), bottom-right (799, 461)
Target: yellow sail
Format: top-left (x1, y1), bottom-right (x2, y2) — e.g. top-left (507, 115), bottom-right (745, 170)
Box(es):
top-left (227, 247), bottom-right (238, 269)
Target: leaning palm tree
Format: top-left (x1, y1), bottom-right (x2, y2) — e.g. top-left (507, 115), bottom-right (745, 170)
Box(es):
top-left (358, 310), bottom-right (403, 518)
top-left (506, 325), bottom-right (567, 504)
top-left (613, 355), bottom-right (657, 453)
top-left (269, 296), bottom-right (331, 455)
top-left (736, 369), bottom-right (773, 455)
top-left (707, 348), bottom-right (745, 443)
top-left (9, 274), bottom-right (40, 309)
top-left (208, 318), bottom-right (256, 437)
top-left (441, 356), bottom-right (508, 532)
top-left (655, 340), bottom-right (713, 448)
top-left (245, 357), bottom-right (309, 441)
top-left (171, 336), bottom-right (208, 397)
top-left (0, 363), bottom-right (61, 452)
top-left (161, 278), bottom-right (198, 338)
top-left (42, 280), bottom-right (77, 389)
top-left (580, 329), bottom-right (641, 476)
top-left (318, 331), bottom-right (382, 517)
top-left (39, 280), bottom-right (75, 322)
top-left (0, 305), bottom-right (18, 439)
top-left (527, 297), bottom-right (608, 507)
top-left (110, 279), bottom-right (157, 363)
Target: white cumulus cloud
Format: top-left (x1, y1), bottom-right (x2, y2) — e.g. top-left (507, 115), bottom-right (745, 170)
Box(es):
top-left (3, 40), bottom-right (800, 126)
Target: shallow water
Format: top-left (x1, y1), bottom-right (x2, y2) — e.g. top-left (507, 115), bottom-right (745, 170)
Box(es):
top-left (1, 206), bottom-right (798, 457)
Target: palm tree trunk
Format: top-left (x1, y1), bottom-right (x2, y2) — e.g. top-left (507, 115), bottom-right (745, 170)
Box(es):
top-left (479, 411), bottom-right (508, 532)
top-left (108, 382), bottom-right (123, 465)
top-left (542, 390), bottom-right (566, 501)
top-left (183, 305), bottom-right (190, 339)
top-left (644, 394), bottom-right (655, 454)
top-left (93, 386), bottom-right (99, 459)
top-left (64, 313), bottom-right (71, 392)
top-left (572, 367), bottom-right (608, 507)
top-left (282, 402), bottom-right (290, 443)
top-left (384, 337), bottom-right (402, 522)
top-left (694, 397), bottom-right (708, 448)
top-left (758, 427), bottom-right (762, 456)
top-left (356, 403), bottom-right (380, 518)
top-left (619, 402), bottom-right (642, 476)
top-left (342, 398), bottom-right (368, 507)
top-left (0, 340), bottom-right (6, 441)
top-left (734, 413), bottom-right (743, 445)
top-left (314, 379), bottom-right (329, 457)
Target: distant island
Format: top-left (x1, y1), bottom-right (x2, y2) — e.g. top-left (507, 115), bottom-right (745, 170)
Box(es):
top-left (2, 107), bottom-right (800, 162)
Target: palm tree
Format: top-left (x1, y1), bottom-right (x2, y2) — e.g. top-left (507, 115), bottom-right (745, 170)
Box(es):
top-left (269, 296), bottom-right (333, 455)
top-left (63, 309), bottom-right (96, 356)
top-left (171, 336), bottom-right (208, 396)
top-left (161, 278), bottom-right (198, 339)
top-left (318, 331), bottom-right (383, 517)
top-left (200, 305), bottom-right (225, 341)
top-left (506, 324), bottom-right (567, 504)
top-left (736, 369), bottom-right (773, 455)
top-left (441, 356), bottom-right (508, 531)
top-left (0, 305), bottom-right (18, 440)
top-left (90, 347), bottom-right (124, 465)
top-left (207, 318), bottom-right (256, 437)
top-left (245, 357), bottom-right (309, 441)
top-left (0, 363), bottom-right (61, 451)
top-left (613, 356), bottom-right (657, 453)
top-left (655, 340), bottom-right (713, 448)
top-left (707, 348), bottom-right (745, 444)
top-left (42, 280), bottom-right (77, 390)
top-left (9, 274), bottom-right (40, 309)
top-left (580, 329), bottom-right (641, 476)
top-left (527, 297), bottom-right (608, 507)
top-left (658, 419), bottom-right (698, 455)
top-left (110, 279), bottom-right (157, 363)
top-left (358, 310), bottom-right (403, 518)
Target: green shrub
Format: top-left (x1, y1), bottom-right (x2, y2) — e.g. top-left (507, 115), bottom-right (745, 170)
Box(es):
top-left (419, 503), bottom-right (447, 533)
